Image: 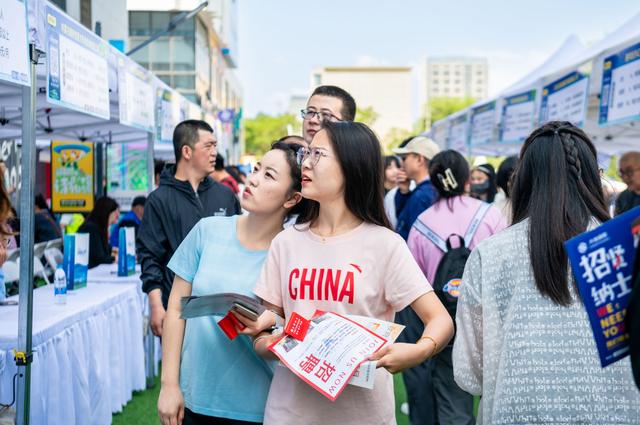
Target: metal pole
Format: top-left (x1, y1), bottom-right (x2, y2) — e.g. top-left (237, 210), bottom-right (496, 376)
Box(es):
top-left (16, 44), bottom-right (41, 425)
top-left (145, 131), bottom-right (156, 388)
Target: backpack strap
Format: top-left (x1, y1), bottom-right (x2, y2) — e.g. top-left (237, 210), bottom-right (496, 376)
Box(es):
top-left (413, 219), bottom-right (448, 253)
top-left (463, 202), bottom-right (492, 247)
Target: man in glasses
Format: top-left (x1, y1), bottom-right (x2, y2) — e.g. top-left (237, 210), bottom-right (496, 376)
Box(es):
top-left (615, 151), bottom-right (640, 216)
top-left (300, 85), bottom-right (356, 144)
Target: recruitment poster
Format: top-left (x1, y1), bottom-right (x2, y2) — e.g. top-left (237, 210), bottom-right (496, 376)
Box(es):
top-left (118, 56), bottom-right (155, 132)
top-left (500, 90), bottom-right (536, 143)
top-left (599, 42), bottom-right (640, 126)
top-left (469, 101), bottom-right (496, 146)
top-left (0, 0), bottom-right (30, 86)
top-left (449, 114), bottom-right (469, 154)
top-left (539, 71), bottom-right (589, 127)
top-left (45, 4), bottom-right (110, 119)
top-left (51, 140), bottom-right (94, 213)
top-left (565, 206), bottom-right (640, 367)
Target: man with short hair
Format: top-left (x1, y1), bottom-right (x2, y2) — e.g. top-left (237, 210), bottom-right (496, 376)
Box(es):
top-left (109, 196), bottom-right (146, 248)
top-left (300, 85), bottom-right (356, 145)
top-left (137, 120), bottom-right (240, 337)
top-left (392, 136), bottom-right (440, 240)
top-left (616, 151), bottom-right (640, 216)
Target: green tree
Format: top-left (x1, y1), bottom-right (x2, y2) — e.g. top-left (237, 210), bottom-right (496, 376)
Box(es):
top-left (243, 113), bottom-right (301, 155)
top-left (427, 97), bottom-right (476, 125)
top-left (355, 106), bottom-right (379, 127)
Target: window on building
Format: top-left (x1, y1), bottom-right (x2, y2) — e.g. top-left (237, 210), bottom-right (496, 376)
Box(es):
top-left (172, 37), bottom-right (196, 71)
top-left (174, 74), bottom-right (196, 90)
top-left (129, 12), bottom-right (150, 36)
top-left (150, 38), bottom-right (171, 71)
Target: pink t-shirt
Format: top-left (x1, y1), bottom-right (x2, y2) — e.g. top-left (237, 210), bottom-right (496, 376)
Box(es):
top-left (407, 196), bottom-right (507, 282)
top-left (254, 221), bottom-right (432, 425)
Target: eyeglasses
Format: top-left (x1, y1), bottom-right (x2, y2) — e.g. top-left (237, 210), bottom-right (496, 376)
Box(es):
top-left (296, 147), bottom-right (329, 168)
top-left (300, 108), bottom-right (341, 123)
top-left (618, 166), bottom-right (640, 178)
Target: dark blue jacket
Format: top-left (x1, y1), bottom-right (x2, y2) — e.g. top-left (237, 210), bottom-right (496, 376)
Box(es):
top-left (394, 179), bottom-right (435, 240)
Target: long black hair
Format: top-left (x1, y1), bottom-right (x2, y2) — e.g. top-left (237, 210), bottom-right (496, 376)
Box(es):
top-left (86, 196), bottom-right (119, 247)
top-left (497, 156), bottom-right (519, 198)
top-left (429, 150), bottom-right (470, 210)
top-left (296, 121), bottom-right (391, 229)
top-left (270, 141), bottom-right (308, 220)
top-left (511, 121), bottom-right (609, 306)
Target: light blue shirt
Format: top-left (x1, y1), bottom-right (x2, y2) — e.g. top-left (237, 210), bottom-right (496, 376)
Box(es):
top-left (168, 215), bottom-right (272, 422)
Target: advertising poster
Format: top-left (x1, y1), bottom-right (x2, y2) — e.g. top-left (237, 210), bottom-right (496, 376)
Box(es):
top-left (118, 56), bottom-right (155, 132)
top-left (156, 86), bottom-right (184, 145)
top-left (51, 140), bottom-right (94, 212)
top-left (469, 101), bottom-right (496, 146)
top-left (449, 114), bottom-right (469, 154)
top-left (107, 142), bottom-right (149, 210)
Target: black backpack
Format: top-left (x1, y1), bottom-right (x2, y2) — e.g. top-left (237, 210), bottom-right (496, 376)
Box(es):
top-left (413, 203), bottom-right (490, 319)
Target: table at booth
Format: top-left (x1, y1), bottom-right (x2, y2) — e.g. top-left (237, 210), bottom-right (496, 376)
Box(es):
top-left (0, 282), bottom-right (145, 425)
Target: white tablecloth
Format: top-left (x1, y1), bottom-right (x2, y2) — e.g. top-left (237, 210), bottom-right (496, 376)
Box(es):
top-left (0, 282), bottom-right (145, 425)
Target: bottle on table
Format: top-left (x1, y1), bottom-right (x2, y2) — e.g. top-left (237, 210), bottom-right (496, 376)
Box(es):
top-left (54, 264), bottom-right (67, 305)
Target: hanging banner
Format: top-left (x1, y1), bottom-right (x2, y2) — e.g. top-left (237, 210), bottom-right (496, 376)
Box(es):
top-left (118, 56), bottom-right (155, 132)
top-left (599, 42), bottom-right (640, 126)
top-left (500, 90), bottom-right (536, 143)
top-left (0, 0), bottom-right (30, 86)
top-left (46, 4), bottom-right (110, 120)
top-left (51, 141), bottom-right (94, 213)
top-left (431, 121), bottom-right (449, 150)
top-left (565, 207), bottom-right (640, 367)
top-left (107, 141), bottom-right (149, 210)
top-left (469, 101), bottom-right (496, 146)
top-left (156, 85), bottom-right (184, 145)
top-left (539, 71), bottom-right (589, 127)
top-left (449, 114), bottom-right (468, 153)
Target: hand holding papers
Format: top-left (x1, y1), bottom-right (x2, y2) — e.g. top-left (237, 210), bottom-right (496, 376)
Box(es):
top-left (268, 311), bottom-right (403, 400)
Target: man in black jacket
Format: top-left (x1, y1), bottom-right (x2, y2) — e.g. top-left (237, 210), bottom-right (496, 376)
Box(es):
top-left (137, 120), bottom-right (240, 337)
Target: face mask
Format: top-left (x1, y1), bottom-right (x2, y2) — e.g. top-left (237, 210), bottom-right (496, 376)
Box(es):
top-left (471, 181), bottom-right (491, 194)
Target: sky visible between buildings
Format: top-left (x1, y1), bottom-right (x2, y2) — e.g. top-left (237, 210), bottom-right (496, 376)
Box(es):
top-left (237, 0), bottom-right (640, 119)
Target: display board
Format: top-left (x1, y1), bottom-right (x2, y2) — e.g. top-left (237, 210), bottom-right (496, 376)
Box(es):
top-left (0, 0), bottom-right (30, 86)
top-left (599, 42), bottom-right (640, 126)
top-left (500, 90), bottom-right (537, 143)
top-left (51, 141), bottom-right (94, 213)
top-left (118, 56), bottom-right (155, 132)
top-left (539, 71), bottom-right (589, 127)
top-left (469, 101), bottom-right (496, 146)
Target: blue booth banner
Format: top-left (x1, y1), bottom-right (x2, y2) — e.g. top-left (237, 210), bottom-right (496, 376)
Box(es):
top-left (45, 4), bottom-right (110, 120)
top-left (469, 101), bottom-right (496, 146)
top-left (565, 206), bottom-right (640, 367)
top-left (540, 71), bottom-right (589, 128)
top-left (500, 90), bottom-right (536, 143)
top-left (599, 42), bottom-right (640, 126)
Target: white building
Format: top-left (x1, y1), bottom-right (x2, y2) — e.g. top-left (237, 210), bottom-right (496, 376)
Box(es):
top-left (425, 57), bottom-right (488, 100)
top-left (311, 67), bottom-right (413, 145)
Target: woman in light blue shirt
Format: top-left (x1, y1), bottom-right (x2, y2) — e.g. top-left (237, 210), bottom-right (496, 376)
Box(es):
top-left (158, 142), bottom-right (304, 425)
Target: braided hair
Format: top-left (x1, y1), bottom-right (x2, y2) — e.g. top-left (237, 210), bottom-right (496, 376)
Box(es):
top-left (511, 121), bottom-right (609, 306)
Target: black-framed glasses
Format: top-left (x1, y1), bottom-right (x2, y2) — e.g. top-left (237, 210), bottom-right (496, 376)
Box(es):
top-left (296, 147), bottom-right (329, 168)
top-left (300, 108), bottom-right (341, 123)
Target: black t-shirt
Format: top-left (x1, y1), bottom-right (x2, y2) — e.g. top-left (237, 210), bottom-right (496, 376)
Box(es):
top-left (615, 189), bottom-right (640, 216)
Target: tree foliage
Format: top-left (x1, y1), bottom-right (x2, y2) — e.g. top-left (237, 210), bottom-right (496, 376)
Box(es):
top-left (428, 97), bottom-right (477, 124)
top-left (243, 113), bottom-right (301, 155)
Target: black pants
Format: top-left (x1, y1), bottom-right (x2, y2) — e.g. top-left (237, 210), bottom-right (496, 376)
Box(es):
top-left (432, 346), bottom-right (475, 425)
top-left (397, 307), bottom-right (438, 425)
top-left (183, 408), bottom-right (262, 425)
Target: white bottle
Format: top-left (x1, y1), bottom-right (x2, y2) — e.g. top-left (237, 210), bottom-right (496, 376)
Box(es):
top-left (54, 264), bottom-right (67, 305)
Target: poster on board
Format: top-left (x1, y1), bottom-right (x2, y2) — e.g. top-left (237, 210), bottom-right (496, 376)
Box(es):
top-left (539, 71), bottom-right (589, 127)
top-left (0, 0), bottom-right (30, 86)
top-left (469, 101), bottom-right (496, 146)
top-left (107, 142), bottom-right (149, 210)
top-left (599, 42), bottom-right (640, 126)
top-left (500, 90), bottom-right (536, 143)
top-left (118, 56), bottom-right (155, 132)
top-left (51, 141), bottom-right (94, 213)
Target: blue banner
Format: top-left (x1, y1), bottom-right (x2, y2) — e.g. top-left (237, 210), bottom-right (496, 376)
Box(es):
top-left (45, 4), bottom-right (110, 119)
top-left (500, 90), bottom-right (536, 143)
top-left (599, 42), bottom-right (640, 126)
top-left (540, 71), bottom-right (589, 127)
top-left (565, 206), bottom-right (640, 367)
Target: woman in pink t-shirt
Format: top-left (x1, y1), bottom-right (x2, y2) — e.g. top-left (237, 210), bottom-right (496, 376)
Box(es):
top-left (406, 150), bottom-right (507, 425)
top-left (251, 121), bottom-right (454, 425)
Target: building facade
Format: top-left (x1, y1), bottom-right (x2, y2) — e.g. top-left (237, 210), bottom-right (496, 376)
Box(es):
top-left (127, 0), bottom-right (243, 161)
top-left (425, 57), bottom-right (488, 100)
top-left (311, 67), bottom-right (413, 146)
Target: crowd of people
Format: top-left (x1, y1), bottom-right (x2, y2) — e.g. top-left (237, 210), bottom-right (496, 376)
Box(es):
top-left (130, 84), bottom-right (640, 425)
top-left (2, 83), bottom-right (640, 424)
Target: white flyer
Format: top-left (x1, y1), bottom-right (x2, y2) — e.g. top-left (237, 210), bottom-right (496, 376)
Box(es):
top-left (269, 311), bottom-right (387, 401)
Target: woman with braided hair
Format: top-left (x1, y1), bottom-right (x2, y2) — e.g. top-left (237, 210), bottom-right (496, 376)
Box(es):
top-left (453, 121), bottom-right (640, 424)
